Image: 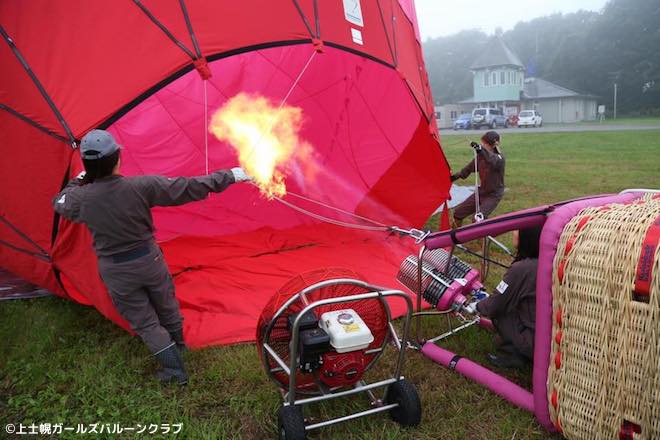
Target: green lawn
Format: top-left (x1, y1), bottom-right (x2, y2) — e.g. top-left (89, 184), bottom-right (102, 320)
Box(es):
top-left (575, 116), bottom-right (660, 126)
top-left (1, 130), bottom-right (659, 439)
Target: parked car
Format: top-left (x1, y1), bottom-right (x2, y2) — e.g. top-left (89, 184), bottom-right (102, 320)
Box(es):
top-left (471, 108), bottom-right (509, 129)
top-left (453, 113), bottom-right (472, 130)
top-left (517, 110), bottom-right (543, 128)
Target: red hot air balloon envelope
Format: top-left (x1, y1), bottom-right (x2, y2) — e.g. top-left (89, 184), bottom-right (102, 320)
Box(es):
top-left (0, 0), bottom-right (450, 347)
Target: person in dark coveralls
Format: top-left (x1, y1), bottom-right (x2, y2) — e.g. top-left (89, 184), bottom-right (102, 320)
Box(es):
top-left (476, 225), bottom-right (543, 368)
top-left (52, 129), bottom-right (252, 385)
top-left (450, 131), bottom-right (505, 225)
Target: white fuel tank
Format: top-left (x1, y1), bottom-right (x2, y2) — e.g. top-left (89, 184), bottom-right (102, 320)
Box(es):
top-left (319, 309), bottom-right (374, 353)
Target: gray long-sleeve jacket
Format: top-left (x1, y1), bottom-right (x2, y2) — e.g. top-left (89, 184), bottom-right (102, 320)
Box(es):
top-left (455, 147), bottom-right (505, 196)
top-left (52, 171), bottom-right (235, 257)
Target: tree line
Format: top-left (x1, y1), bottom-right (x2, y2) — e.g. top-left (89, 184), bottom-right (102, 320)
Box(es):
top-left (423, 0), bottom-right (660, 116)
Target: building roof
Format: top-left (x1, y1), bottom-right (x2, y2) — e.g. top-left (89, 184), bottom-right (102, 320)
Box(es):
top-left (457, 96), bottom-right (480, 104)
top-left (470, 38), bottom-right (524, 70)
top-left (522, 77), bottom-right (597, 100)
top-left (458, 76), bottom-right (598, 105)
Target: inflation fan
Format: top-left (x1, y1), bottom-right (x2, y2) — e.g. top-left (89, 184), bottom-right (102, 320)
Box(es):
top-left (257, 267), bottom-right (421, 440)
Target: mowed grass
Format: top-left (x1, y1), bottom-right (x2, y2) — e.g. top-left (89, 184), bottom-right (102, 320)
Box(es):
top-left (1, 130), bottom-right (658, 439)
top-left (575, 116), bottom-right (660, 126)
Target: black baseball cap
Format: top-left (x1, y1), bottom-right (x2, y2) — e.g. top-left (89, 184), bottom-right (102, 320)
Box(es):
top-left (482, 131), bottom-right (500, 145)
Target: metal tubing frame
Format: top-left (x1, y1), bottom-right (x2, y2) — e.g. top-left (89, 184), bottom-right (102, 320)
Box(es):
top-left (263, 343), bottom-right (290, 376)
top-left (260, 278), bottom-right (396, 390)
top-left (415, 245), bottom-right (427, 344)
top-left (427, 317), bottom-right (481, 344)
top-left (261, 280), bottom-right (414, 433)
top-left (480, 236), bottom-right (490, 281)
top-left (304, 404), bottom-right (399, 431)
top-left (285, 287), bottom-right (413, 405)
top-left (290, 377), bottom-right (399, 406)
top-left (487, 235), bottom-right (513, 256)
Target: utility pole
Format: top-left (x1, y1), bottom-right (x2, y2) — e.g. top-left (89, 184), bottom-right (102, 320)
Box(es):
top-left (608, 71), bottom-right (621, 120)
top-left (613, 83), bottom-right (618, 120)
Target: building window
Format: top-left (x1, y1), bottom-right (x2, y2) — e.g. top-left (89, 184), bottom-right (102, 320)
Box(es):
top-left (519, 73), bottom-right (523, 85)
top-left (500, 71), bottom-right (506, 85)
top-left (450, 111), bottom-right (457, 119)
top-left (484, 72), bottom-right (489, 86)
top-left (508, 71), bottom-right (512, 84)
top-left (492, 72), bottom-right (498, 86)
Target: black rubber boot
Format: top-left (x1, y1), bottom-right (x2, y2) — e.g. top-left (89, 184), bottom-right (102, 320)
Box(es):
top-left (487, 352), bottom-right (527, 369)
top-left (169, 329), bottom-right (188, 352)
top-left (154, 344), bottom-right (188, 385)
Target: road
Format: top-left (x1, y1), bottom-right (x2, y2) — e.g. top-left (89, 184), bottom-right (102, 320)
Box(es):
top-left (440, 123), bottom-right (660, 134)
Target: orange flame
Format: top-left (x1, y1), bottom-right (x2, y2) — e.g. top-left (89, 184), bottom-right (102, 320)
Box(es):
top-left (209, 93), bottom-right (314, 198)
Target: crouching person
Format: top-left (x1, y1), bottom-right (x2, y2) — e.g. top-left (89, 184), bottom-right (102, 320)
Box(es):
top-left (476, 225), bottom-right (543, 368)
top-left (52, 129), bottom-right (252, 385)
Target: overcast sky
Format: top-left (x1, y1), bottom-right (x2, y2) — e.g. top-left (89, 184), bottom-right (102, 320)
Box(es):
top-left (415, 0), bottom-right (611, 41)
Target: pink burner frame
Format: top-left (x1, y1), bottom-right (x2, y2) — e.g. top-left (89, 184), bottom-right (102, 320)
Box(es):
top-left (419, 192), bottom-right (642, 432)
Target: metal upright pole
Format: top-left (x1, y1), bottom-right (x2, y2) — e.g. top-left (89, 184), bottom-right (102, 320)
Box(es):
top-left (614, 83), bottom-right (618, 120)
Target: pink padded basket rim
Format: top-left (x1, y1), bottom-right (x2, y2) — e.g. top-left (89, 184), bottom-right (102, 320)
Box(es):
top-left (532, 192), bottom-right (642, 431)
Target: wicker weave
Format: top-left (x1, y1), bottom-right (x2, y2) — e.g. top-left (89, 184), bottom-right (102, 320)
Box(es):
top-left (547, 194), bottom-right (660, 439)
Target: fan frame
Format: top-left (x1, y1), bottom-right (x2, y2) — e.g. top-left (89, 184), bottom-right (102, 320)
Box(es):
top-left (260, 278), bottom-right (413, 408)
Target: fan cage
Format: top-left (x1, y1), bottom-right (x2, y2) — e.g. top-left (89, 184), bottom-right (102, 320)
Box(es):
top-left (257, 267), bottom-right (392, 393)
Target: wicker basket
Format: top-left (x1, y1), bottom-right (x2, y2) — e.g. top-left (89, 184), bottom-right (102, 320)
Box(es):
top-left (548, 194), bottom-right (660, 439)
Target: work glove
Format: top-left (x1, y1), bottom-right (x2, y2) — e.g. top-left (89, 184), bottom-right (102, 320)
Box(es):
top-left (463, 290), bottom-right (489, 314)
top-left (230, 167), bottom-right (253, 182)
top-left (469, 141), bottom-right (482, 152)
top-left (450, 174), bottom-right (459, 182)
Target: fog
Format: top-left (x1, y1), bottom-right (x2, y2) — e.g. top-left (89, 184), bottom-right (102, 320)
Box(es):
top-left (415, 0), bottom-right (610, 40)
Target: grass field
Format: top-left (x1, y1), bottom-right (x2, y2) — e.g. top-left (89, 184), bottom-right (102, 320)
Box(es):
top-left (575, 116), bottom-right (660, 126)
top-left (1, 130), bottom-right (658, 439)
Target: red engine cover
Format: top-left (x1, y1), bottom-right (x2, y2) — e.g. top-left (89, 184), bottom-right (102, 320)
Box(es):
top-left (319, 351), bottom-right (367, 388)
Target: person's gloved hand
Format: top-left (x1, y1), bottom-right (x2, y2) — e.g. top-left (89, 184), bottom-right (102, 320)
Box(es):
top-left (470, 141), bottom-right (482, 152)
top-left (230, 167), bottom-right (253, 182)
top-left (463, 290), bottom-right (489, 314)
top-left (450, 174), bottom-right (459, 182)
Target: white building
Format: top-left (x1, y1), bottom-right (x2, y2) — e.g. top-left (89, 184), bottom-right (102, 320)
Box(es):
top-left (456, 38), bottom-right (599, 123)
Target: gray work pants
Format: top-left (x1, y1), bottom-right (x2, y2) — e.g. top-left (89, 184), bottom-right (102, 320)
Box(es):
top-left (98, 245), bottom-right (183, 354)
top-left (453, 191), bottom-right (503, 222)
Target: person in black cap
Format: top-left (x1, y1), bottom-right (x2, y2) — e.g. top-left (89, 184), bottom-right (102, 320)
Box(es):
top-left (476, 225), bottom-right (543, 368)
top-left (450, 131), bottom-right (505, 225)
top-left (52, 129), bottom-right (252, 385)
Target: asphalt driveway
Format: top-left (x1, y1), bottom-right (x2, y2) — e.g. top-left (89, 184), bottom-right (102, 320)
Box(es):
top-left (442, 123), bottom-right (660, 134)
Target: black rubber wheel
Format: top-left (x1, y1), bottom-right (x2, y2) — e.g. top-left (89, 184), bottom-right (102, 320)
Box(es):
top-left (386, 379), bottom-right (422, 427)
top-left (277, 405), bottom-right (306, 440)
